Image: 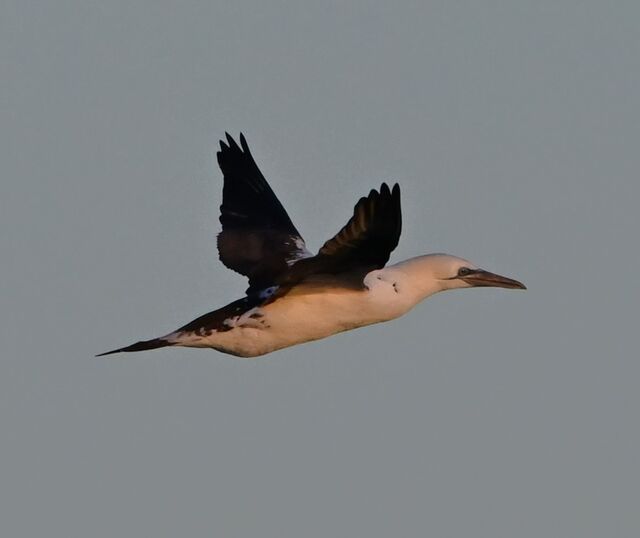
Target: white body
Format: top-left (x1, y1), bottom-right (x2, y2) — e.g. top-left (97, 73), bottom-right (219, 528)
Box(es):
top-left (167, 256), bottom-right (463, 357)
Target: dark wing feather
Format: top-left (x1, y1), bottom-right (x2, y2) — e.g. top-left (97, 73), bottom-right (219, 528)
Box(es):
top-left (218, 133), bottom-right (300, 234)
top-left (282, 183), bottom-right (401, 285)
top-left (317, 182), bottom-right (401, 268)
top-left (216, 133), bottom-right (310, 293)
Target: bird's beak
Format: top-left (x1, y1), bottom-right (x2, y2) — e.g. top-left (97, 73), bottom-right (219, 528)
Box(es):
top-left (462, 269), bottom-right (526, 290)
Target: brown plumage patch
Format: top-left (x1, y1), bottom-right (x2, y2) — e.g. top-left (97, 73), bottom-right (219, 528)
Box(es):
top-left (176, 296), bottom-right (263, 334)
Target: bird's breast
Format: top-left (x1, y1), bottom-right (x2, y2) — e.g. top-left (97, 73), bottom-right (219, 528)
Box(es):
top-left (202, 270), bottom-right (416, 357)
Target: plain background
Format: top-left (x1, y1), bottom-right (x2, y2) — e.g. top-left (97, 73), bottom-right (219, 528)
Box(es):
top-left (1, 1), bottom-right (638, 536)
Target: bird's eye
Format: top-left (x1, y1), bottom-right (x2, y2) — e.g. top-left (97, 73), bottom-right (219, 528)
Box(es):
top-left (458, 267), bottom-right (472, 277)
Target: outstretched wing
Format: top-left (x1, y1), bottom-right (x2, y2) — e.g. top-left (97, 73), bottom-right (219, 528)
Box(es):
top-left (317, 182), bottom-right (402, 268)
top-left (282, 183), bottom-right (402, 285)
top-left (216, 133), bottom-right (311, 293)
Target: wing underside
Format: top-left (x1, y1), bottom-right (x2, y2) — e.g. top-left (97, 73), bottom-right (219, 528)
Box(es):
top-left (216, 133), bottom-right (311, 293)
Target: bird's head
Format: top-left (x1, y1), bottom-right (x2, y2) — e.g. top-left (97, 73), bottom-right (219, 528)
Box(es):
top-left (395, 254), bottom-right (526, 296)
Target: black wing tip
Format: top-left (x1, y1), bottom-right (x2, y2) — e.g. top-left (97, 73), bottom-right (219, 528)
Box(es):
top-left (357, 181), bottom-right (401, 212)
top-left (218, 139), bottom-right (230, 157)
top-left (219, 132), bottom-right (248, 149)
top-left (95, 338), bottom-right (171, 357)
top-left (239, 132), bottom-right (248, 150)
top-left (377, 182), bottom-right (400, 195)
top-left (217, 133), bottom-right (252, 163)
top-left (225, 132), bottom-right (241, 150)
top-left (218, 133), bottom-right (237, 154)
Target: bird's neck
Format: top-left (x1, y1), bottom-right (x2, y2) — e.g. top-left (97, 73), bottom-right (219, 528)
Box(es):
top-left (386, 255), bottom-right (452, 304)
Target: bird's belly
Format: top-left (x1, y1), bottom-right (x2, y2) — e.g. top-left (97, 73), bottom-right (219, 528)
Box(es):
top-left (202, 282), bottom-right (409, 357)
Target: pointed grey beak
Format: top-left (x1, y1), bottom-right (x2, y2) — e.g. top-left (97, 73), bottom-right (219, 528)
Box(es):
top-left (462, 269), bottom-right (526, 290)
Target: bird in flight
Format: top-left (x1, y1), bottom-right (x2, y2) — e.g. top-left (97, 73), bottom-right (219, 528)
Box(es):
top-left (98, 133), bottom-right (525, 358)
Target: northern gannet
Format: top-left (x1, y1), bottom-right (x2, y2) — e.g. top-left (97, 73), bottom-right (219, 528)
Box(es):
top-left (98, 134), bottom-right (525, 358)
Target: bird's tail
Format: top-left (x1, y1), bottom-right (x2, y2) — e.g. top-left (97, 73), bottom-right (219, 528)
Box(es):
top-left (96, 337), bottom-right (173, 357)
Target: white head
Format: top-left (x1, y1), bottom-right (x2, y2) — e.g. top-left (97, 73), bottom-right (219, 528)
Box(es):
top-left (392, 253), bottom-right (526, 300)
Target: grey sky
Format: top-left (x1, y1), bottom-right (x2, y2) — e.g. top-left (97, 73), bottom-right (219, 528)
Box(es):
top-left (1, 1), bottom-right (639, 536)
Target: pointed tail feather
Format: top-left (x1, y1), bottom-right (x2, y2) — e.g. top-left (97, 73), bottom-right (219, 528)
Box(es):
top-left (96, 338), bottom-right (172, 357)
